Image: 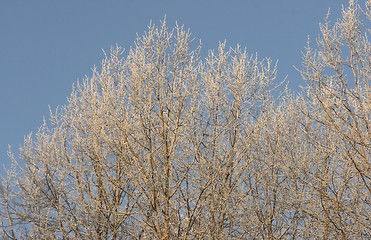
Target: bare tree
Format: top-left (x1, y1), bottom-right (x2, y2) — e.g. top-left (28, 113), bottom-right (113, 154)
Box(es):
top-left (0, 21), bottom-right (277, 239)
top-left (1, 1), bottom-right (370, 239)
top-left (297, 0), bottom-right (371, 238)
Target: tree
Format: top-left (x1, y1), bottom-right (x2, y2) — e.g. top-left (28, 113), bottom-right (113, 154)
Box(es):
top-left (297, 0), bottom-right (370, 237)
top-left (0, 21), bottom-right (278, 239)
top-left (1, 1), bottom-right (370, 239)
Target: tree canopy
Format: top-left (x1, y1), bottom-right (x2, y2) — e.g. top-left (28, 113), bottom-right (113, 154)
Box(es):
top-left (1, 1), bottom-right (370, 239)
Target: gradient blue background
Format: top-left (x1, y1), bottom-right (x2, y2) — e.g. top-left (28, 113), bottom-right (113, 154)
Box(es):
top-left (0, 0), bottom-right (349, 171)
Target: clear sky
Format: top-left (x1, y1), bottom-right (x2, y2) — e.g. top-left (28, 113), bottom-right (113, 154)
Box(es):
top-left (0, 0), bottom-right (349, 170)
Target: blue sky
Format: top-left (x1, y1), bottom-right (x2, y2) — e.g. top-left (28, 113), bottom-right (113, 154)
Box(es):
top-left (0, 0), bottom-right (349, 170)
